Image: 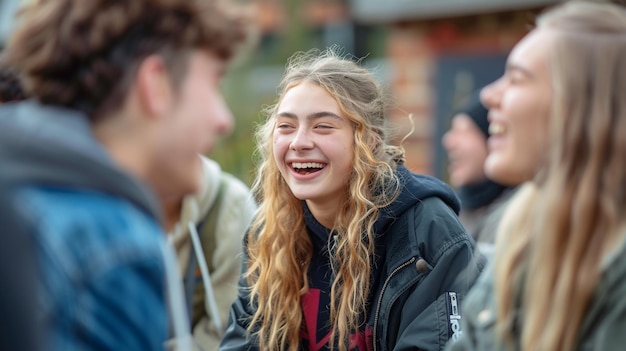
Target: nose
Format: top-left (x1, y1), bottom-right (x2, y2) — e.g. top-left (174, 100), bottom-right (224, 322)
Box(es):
top-left (480, 78), bottom-right (502, 112)
top-left (213, 93), bottom-right (234, 136)
top-left (290, 127), bottom-right (314, 151)
top-left (442, 129), bottom-right (455, 150)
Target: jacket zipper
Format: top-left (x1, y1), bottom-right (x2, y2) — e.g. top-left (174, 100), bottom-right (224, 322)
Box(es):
top-left (373, 256), bottom-right (416, 351)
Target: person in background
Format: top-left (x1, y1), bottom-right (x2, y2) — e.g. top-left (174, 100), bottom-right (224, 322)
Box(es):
top-left (0, 0), bottom-right (246, 350)
top-left (446, 1), bottom-right (626, 350)
top-left (220, 48), bottom-right (484, 351)
top-left (163, 154), bottom-right (257, 351)
top-left (443, 92), bottom-right (515, 256)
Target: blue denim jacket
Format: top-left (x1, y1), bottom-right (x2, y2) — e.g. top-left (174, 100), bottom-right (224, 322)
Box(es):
top-left (19, 187), bottom-right (169, 350)
top-left (0, 102), bottom-right (180, 350)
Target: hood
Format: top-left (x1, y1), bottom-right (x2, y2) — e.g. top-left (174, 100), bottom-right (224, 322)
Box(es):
top-left (0, 101), bottom-right (161, 221)
top-left (304, 165), bottom-right (460, 242)
top-left (457, 179), bottom-right (510, 211)
top-left (374, 165), bottom-right (460, 233)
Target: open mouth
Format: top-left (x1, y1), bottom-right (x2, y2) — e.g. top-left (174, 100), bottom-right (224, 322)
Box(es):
top-left (290, 162), bottom-right (326, 175)
top-left (488, 123), bottom-right (507, 136)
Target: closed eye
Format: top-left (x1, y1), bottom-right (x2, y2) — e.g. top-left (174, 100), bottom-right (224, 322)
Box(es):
top-left (507, 73), bottom-right (521, 85)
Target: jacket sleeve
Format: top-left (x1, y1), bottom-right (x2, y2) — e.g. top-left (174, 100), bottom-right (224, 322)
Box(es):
top-left (392, 197), bottom-right (486, 351)
top-left (443, 263), bottom-right (498, 351)
top-left (195, 176), bottom-right (257, 351)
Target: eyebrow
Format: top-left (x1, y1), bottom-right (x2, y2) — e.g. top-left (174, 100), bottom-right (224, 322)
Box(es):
top-left (506, 63), bottom-right (535, 79)
top-left (277, 111), bottom-right (343, 121)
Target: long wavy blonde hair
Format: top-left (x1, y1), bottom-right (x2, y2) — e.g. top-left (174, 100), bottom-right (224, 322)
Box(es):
top-left (245, 48), bottom-right (405, 351)
top-left (494, 2), bottom-right (626, 350)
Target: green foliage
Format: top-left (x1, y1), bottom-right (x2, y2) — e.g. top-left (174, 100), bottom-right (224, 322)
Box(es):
top-left (209, 60), bottom-right (273, 186)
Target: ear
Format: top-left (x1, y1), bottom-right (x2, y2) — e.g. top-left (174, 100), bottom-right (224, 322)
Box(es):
top-left (133, 55), bottom-right (173, 119)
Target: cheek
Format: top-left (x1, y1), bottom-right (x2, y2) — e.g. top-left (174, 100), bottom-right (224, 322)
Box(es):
top-left (272, 133), bottom-right (283, 151)
top-left (523, 106), bottom-right (550, 148)
top-left (339, 143), bottom-right (355, 169)
top-left (272, 134), bottom-right (287, 162)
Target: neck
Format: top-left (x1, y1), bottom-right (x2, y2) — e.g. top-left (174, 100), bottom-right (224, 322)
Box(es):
top-left (93, 113), bottom-right (151, 186)
top-left (305, 199), bottom-right (339, 229)
top-left (457, 179), bottom-right (508, 211)
top-left (163, 197), bottom-right (183, 233)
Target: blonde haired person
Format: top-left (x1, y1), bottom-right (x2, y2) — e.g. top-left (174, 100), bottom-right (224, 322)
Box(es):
top-left (220, 48), bottom-right (485, 351)
top-left (446, 1), bottom-right (626, 351)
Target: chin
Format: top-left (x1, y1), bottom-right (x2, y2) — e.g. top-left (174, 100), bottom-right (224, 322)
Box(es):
top-left (485, 164), bottom-right (507, 185)
top-left (173, 175), bottom-right (202, 198)
top-left (449, 174), bottom-right (466, 188)
top-left (486, 169), bottom-right (520, 186)
top-left (290, 192), bottom-right (309, 201)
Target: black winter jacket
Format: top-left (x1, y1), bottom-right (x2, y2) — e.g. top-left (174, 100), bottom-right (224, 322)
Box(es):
top-left (220, 168), bottom-right (485, 351)
top-left (371, 196), bottom-right (484, 350)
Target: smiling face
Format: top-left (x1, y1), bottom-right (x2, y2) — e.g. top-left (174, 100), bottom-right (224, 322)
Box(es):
top-left (481, 29), bottom-right (554, 186)
top-left (442, 113), bottom-right (489, 187)
top-left (273, 80), bottom-right (355, 215)
top-left (153, 50), bottom-right (233, 198)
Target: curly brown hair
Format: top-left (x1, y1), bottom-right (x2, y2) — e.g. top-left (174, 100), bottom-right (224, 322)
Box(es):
top-left (3, 0), bottom-right (247, 120)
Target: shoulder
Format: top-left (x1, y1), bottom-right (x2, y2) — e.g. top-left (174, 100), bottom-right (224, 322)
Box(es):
top-left (19, 186), bottom-right (165, 277)
top-left (589, 236), bottom-right (626, 311)
top-left (201, 156), bottom-right (253, 205)
top-left (579, 237), bottom-right (626, 349)
top-left (210, 173), bottom-right (256, 240)
top-left (403, 196), bottom-right (473, 263)
top-left (23, 186), bottom-right (160, 232)
top-left (217, 172), bottom-right (257, 216)
top-left (410, 196), bottom-right (467, 237)
top-left (221, 172), bottom-right (253, 200)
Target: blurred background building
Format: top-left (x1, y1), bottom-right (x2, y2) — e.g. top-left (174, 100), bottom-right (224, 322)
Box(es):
top-left (0, 0), bottom-right (563, 184)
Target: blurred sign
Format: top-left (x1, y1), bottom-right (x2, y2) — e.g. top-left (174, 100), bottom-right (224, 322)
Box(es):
top-left (350, 0), bottom-right (562, 23)
top-left (433, 53), bottom-right (507, 180)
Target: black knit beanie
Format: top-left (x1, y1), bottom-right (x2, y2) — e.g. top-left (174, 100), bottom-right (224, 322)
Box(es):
top-left (455, 91), bottom-right (489, 138)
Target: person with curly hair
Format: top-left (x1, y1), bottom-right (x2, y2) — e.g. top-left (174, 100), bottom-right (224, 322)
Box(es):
top-left (0, 0), bottom-right (246, 350)
top-left (220, 48), bottom-right (485, 351)
top-left (446, 1), bottom-right (626, 350)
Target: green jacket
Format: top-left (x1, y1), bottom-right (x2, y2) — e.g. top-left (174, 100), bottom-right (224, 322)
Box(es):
top-left (446, 239), bottom-right (626, 351)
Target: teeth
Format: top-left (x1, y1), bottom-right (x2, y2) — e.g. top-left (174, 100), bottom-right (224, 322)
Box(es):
top-left (489, 123), bottom-right (506, 136)
top-left (292, 162), bottom-right (325, 169)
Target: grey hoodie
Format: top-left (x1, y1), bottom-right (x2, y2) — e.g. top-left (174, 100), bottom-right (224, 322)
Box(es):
top-left (0, 101), bottom-right (193, 350)
top-left (0, 100), bottom-right (160, 219)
